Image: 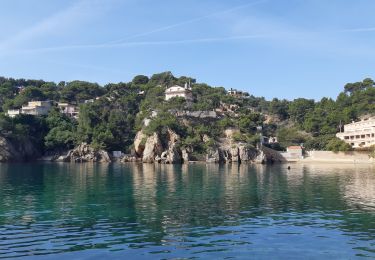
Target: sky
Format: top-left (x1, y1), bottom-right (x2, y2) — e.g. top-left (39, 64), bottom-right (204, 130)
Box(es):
top-left (0, 0), bottom-right (375, 100)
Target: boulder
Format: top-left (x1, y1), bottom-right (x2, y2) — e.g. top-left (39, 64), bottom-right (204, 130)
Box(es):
top-left (121, 155), bottom-right (140, 163)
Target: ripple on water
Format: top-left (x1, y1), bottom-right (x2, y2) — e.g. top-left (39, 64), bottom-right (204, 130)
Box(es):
top-left (0, 163), bottom-right (374, 259)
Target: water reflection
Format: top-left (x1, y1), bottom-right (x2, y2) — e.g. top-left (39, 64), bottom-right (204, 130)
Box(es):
top-left (0, 163), bottom-right (374, 259)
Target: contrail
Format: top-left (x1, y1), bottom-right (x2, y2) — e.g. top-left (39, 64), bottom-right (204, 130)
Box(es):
top-left (16, 33), bottom-right (273, 54)
top-left (336, 27), bottom-right (375, 33)
top-left (106, 0), bottom-right (268, 44)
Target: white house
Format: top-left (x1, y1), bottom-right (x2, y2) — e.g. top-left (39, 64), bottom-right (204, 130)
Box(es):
top-left (227, 88), bottom-right (249, 98)
top-left (6, 109), bottom-right (21, 118)
top-left (336, 117), bottom-right (375, 148)
top-left (57, 103), bottom-right (79, 119)
top-left (21, 101), bottom-right (52, 116)
top-left (7, 101), bottom-right (52, 117)
top-left (165, 83), bottom-right (193, 101)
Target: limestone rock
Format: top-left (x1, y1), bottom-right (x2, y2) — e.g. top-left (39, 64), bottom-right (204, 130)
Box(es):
top-left (254, 150), bottom-right (267, 164)
top-left (239, 145), bottom-right (257, 162)
top-left (134, 130), bottom-right (147, 157)
top-left (121, 155), bottom-right (141, 163)
top-left (142, 133), bottom-right (163, 163)
top-left (62, 143), bottom-right (111, 163)
top-left (181, 148), bottom-right (190, 163)
top-left (206, 148), bottom-right (221, 163)
top-left (231, 146), bottom-right (240, 162)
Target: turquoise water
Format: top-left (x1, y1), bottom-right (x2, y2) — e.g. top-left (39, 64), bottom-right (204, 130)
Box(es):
top-left (0, 163), bottom-right (374, 259)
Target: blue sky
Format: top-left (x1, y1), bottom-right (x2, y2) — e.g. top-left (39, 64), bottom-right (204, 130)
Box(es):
top-left (1, 0), bottom-right (375, 100)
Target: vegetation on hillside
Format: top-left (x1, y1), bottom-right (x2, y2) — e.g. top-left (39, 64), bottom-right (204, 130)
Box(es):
top-left (0, 73), bottom-right (374, 156)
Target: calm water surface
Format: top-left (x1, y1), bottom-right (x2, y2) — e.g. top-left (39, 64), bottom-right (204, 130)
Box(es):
top-left (0, 163), bottom-right (374, 259)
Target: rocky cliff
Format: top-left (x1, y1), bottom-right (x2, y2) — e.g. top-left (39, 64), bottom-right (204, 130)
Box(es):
top-left (0, 135), bottom-right (40, 162)
top-left (130, 128), bottom-right (281, 164)
top-left (134, 129), bottom-right (182, 164)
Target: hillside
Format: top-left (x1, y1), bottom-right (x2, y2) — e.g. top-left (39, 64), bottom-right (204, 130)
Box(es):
top-left (0, 72), bottom-right (374, 162)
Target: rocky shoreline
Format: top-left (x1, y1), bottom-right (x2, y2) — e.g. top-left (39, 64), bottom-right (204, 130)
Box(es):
top-left (1, 129), bottom-right (283, 164)
top-left (54, 128), bottom-right (284, 164)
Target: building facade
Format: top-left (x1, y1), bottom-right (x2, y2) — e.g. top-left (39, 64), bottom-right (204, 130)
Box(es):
top-left (165, 84), bottom-right (193, 101)
top-left (7, 101), bottom-right (52, 117)
top-left (57, 103), bottom-right (79, 119)
top-left (6, 109), bottom-right (21, 118)
top-left (336, 117), bottom-right (375, 148)
top-left (21, 101), bottom-right (51, 116)
top-left (227, 88), bottom-right (249, 98)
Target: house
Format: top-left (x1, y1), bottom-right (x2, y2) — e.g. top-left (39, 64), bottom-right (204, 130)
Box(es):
top-left (227, 88), bottom-right (249, 98)
top-left (336, 117), bottom-right (375, 148)
top-left (279, 146), bottom-right (304, 161)
top-left (261, 136), bottom-right (278, 145)
top-left (165, 83), bottom-right (193, 101)
top-left (6, 101), bottom-right (52, 117)
top-left (21, 101), bottom-right (52, 116)
top-left (84, 99), bottom-right (94, 104)
top-left (57, 103), bottom-right (79, 119)
top-left (6, 109), bottom-right (21, 118)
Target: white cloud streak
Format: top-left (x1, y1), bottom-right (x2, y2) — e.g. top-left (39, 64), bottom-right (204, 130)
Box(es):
top-left (107, 0), bottom-right (268, 44)
top-left (2, 0), bottom-right (375, 57)
top-left (0, 0), bottom-right (117, 53)
top-left (14, 33), bottom-right (274, 54)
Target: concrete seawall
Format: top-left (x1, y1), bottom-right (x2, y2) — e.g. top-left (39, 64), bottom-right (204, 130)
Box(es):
top-left (303, 151), bottom-right (374, 164)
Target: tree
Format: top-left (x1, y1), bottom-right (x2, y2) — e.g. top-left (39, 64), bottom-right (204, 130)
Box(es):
top-left (277, 127), bottom-right (311, 148)
top-left (132, 75), bottom-right (149, 85)
top-left (325, 137), bottom-right (352, 152)
top-left (60, 81), bottom-right (105, 103)
top-left (269, 98), bottom-right (289, 120)
top-left (44, 108), bottom-right (76, 151)
top-left (344, 78), bottom-right (374, 94)
top-left (288, 98), bottom-right (315, 125)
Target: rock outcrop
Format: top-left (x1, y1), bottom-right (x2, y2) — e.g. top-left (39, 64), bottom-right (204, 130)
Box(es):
top-left (206, 148), bottom-right (221, 163)
top-left (0, 135), bottom-right (39, 162)
top-left (0, 136), bottom-right (19, 162)
top-left (135, 129), bottom-right (183, 164)
top-left (57, 143), bottom-right (111, 162)
top-left (142, 133), bottom-right (163, 163)
top-left (131, 127), bottom-right (282, 165)
top-left (134, 130), bottom-right (147, 157)
top-left (205, 144), bottom-right (259, 164)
